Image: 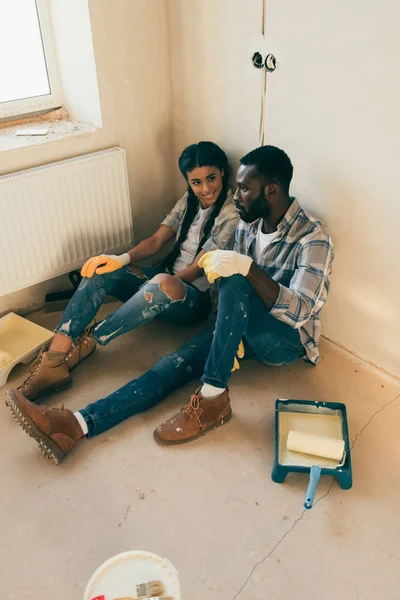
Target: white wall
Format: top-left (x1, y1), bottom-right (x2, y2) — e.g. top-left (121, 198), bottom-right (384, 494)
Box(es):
top-left (167, 0), bottom-right (263, 194)
top-left (49, 0), bottom-right (102, 126)
top-left (0, 0), bottom-right (173, 315)
top-left (264, 0), bottom-right (400, 377)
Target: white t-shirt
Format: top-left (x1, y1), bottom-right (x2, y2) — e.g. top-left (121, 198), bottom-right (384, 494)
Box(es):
top-left (172, 205), bottom-right (212, 291)
top-left (253, 218), bottom-right (279, 263)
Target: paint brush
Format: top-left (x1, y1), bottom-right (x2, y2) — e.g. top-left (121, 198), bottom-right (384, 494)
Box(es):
top-left (136, 580), bottom-right (164, 597)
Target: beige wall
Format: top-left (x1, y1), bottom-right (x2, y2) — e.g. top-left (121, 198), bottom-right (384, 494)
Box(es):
top-left (1, 0), bottom-right (173, 315)
top-left (167, 0), bottom-right (263, 195)
top-left (263, 0), bottom-right (400, 377)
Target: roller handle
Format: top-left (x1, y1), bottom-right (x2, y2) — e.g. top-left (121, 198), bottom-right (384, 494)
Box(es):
top-left (304, 465), bottom-right (322, 509)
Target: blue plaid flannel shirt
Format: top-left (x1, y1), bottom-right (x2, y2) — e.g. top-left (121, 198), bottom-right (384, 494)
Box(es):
top-left (233, 198), bottom-right (334, 364)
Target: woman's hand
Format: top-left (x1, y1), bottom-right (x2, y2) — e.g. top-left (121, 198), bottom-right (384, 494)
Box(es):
top-left (81, 253), bottom-right (130, 278)
top-left (174, 250), bottom-right (205, 284)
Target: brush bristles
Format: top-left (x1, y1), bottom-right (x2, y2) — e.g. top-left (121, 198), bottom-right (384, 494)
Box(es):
top-left (136, 580), bottom-right (164, 597)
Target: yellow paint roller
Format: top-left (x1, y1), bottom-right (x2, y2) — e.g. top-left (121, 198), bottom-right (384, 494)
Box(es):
top-left (287, 430), bottom-right (345, 461)
top-left (287, 430), bottom-right (345, 509)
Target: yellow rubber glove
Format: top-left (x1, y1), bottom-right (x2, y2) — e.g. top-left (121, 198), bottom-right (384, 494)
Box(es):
top-left (199, 253), bottom-right (245, 370)
top-left (198, 250), bottom-right (253, 282)
top-left (198, 251), bottom-right (219, 284)
top-left (81, 253), bottom-right (130, 278)
top-left (232, 340), bottom-right (245, 372)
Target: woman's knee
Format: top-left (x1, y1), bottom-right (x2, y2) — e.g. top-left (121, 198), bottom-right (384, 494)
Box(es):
top-left (81, 267), bottom-right (127, 291)
top-left (81, 271), bottom-right (111, 286)
top-left (78, 274), bottom-right (104, 291)
top-left (150, 273), bottom-right (186, 300)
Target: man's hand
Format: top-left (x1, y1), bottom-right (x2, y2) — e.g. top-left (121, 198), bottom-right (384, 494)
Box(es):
top-left (198, 250), bottom-right (253, 282)
top-left (81, 253), bottom-right (130, 278)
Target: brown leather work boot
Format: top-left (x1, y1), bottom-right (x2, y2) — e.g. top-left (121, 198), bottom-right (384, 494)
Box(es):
top-left (5, 389), bottom-right (84, 465)
top-left (64, 326), bottom-right (96, 371)
top-left (153, 387), bottom-right (232, 445)
top-left (16, 349), bottom-right (71, 403)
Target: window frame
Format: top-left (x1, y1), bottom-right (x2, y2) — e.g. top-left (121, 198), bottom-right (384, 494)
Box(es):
top-left (0, 0), bottom-right (62, 120)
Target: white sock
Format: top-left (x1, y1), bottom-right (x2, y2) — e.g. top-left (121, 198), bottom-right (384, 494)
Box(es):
top-left (201, 383), bottom-right (226, 399)
top-left (74, 411), bottom-right (89, 436)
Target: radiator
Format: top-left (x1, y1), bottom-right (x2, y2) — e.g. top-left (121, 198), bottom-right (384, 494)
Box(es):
top-left (0, 148), bottom-right (134, 296)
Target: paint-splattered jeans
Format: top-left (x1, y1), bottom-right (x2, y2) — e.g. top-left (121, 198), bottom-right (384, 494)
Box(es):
top-left (55, 265), bottom-right (212, 345)
top-left (200, 275), bottom-right (305, 388)
top-left (80, 275), bottom-right (305, 437)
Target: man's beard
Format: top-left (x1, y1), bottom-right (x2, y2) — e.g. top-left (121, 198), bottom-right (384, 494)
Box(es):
top-left (239, 193), bottom-right (271, 223)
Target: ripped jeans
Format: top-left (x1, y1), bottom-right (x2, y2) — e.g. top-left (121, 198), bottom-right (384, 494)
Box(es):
top-left (200, 275), bottom-right (305, 388)
top-left (55, 265), bottom-right (211, 345)
top-left (79, 275), bottom-right (306, 437)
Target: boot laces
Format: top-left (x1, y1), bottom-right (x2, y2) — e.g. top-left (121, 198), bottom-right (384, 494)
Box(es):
top-left (19, 349), bottom-right (45, 389)
top-left (42, 403), bottom-right (65, 412)
top-left (182, 394), bottom-right (202, 428)
top-left (66, 323), bottom-right (94, 360)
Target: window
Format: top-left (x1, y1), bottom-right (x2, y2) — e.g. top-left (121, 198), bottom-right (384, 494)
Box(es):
top-left (0, 0), bottom-right (62, 119)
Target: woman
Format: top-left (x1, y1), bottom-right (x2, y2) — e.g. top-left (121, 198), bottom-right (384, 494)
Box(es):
top-left (16, 141), bottom-right (239, 403)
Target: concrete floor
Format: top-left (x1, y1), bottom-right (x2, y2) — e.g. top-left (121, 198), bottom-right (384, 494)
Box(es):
top-left (1, 304), bottom-right (400, 600)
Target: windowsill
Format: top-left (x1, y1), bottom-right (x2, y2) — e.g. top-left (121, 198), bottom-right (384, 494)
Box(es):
top-left (0, 108), bottom-right (97, 153)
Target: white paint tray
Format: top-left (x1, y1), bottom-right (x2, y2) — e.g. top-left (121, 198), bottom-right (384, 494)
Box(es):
top-left (272, 400), bottom-right (353, 509)
top-left (278, 409), bottom-right (345, 469)
top-left (0, 312), bottom-right (54, 387)
top-left (83, 550), bottom-right (182, 600)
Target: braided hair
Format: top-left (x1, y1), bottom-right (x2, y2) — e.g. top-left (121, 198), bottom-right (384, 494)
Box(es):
top-left (164, 141), bottom-right (231, 272)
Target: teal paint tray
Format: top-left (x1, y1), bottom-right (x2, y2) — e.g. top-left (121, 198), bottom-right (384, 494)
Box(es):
top-left (272, 399), bottom-right (352, 509)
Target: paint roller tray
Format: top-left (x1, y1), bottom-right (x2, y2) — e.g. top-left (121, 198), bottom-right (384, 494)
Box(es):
top-left (0, 313), bottom-right (54, 388)
top-left (272, 399), bottom-right (352, 490)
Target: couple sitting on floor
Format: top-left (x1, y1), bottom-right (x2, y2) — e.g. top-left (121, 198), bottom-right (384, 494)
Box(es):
top-left (6, 141), bottom-right (334, 465)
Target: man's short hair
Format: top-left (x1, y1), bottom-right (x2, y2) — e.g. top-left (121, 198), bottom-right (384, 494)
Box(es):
top-left (240, 145), bottom-right (293, 193)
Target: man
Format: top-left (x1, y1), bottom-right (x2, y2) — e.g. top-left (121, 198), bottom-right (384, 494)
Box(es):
top-left (152, 144), bottom-right (334, 443)
top-left (6, 146), bottom-right (333, 463)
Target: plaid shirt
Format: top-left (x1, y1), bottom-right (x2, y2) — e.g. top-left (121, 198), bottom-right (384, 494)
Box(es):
top-left (234, 198), bottom-right (334, 364)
